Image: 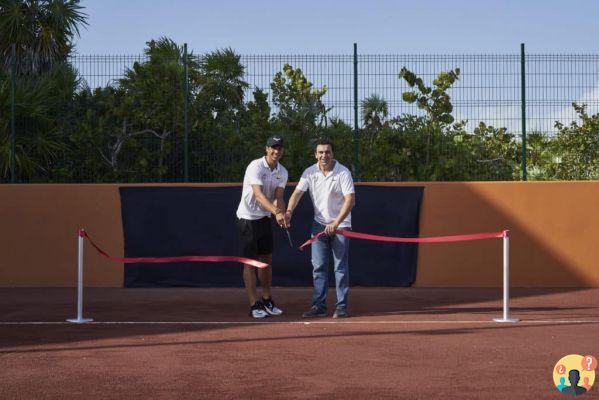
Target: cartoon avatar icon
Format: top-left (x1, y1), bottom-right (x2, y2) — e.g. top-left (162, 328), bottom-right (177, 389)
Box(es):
top-left (562, 369), bottom-right (587, 396)
top-left (557, 376), bottom-right (567, 392)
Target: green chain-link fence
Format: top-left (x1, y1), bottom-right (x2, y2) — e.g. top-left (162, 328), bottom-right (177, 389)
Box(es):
top-left (2, 45), bottom-right (598, 183)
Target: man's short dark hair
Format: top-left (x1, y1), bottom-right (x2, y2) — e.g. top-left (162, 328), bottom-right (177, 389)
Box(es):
top-left (314, 138), bottom-right (334, 152)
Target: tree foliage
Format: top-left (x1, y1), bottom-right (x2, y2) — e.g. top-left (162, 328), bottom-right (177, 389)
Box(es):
top-left (0, 62), bottom-right (77, 180)
top-left (271, 64), bottom-right (329, 135)
top-left (116, 38), bottom-right (201, 179)
top-left (0, 0), bottom-right (88, 75)
top-left (551, 103), bottom-right (599, 179)
top-left (269, 63), bottom-right (331, 177)
top-left (0, 0), bottom-right (85, 181)
top-left (361, 94), bottom-right (388, 147)
top-left (2, 24), bottom-right (597, 182)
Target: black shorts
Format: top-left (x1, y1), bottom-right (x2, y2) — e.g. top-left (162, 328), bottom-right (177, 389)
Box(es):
top-left (237, 217), bottom-right (273, 258)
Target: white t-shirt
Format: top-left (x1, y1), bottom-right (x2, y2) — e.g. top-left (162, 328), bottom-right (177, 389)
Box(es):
top-left (296, 161), bottom-right (355, 228)
top-left (236, 157), bottom-right (288, 220)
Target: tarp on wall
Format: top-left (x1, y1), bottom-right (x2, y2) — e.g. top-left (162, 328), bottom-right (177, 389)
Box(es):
top-left (120, 186), bottom-right (423, 287)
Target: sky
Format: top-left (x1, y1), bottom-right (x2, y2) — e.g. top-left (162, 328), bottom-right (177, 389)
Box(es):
top-left (72, 0), bottom-right (599, 134)
top-left (75, 0), bottom-right (599, 55)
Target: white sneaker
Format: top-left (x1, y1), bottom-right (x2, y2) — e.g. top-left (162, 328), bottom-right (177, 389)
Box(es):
top-left (249, 302), bottom-right (269, 318)
top-left (261, 297), bottom-right (283, 316)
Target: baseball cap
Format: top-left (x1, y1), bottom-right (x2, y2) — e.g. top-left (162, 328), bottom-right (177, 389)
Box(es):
top-left (266, 136), bottom-right (284, 147)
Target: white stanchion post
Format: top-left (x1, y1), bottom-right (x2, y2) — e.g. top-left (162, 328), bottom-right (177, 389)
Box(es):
top-left (67, 229), bottom-right (93, 324)
top-left (493, 232), bottom-right (519, 323)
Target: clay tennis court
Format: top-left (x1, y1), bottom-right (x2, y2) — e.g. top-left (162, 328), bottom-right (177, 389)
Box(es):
top-left (1, 287), bottom-right (597, 399)
top-left (2, 183), bottom-right (598, 398)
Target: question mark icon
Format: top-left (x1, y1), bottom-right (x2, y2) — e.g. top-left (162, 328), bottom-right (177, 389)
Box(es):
top-left (556, 364), bottom-right (566, 374)
top-left (581, 355), bottom-right (597, 371)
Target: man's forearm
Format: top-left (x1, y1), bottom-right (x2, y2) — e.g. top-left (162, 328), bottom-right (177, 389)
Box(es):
top-left (256, 192), bottom-right (281, 214)
top-left (333, 196), bottom-right (355, 226)
top-left (275, 195), bottom-right (286, 214)
top-left (285, 190), bottom-right (303, 215)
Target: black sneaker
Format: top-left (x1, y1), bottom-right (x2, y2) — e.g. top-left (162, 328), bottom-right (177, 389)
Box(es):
top-left (249, 302), bottom-right (268, 318)
top-left (261, 297), bottom-right (283, 316)
top-left (333, 308), bottom-right (349, 318)
top-left (302, 305), bottom-right (327, 318)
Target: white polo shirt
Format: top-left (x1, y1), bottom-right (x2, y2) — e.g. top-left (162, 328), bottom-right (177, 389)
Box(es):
top-left (296, 161), bottom-right (355, 228)
top-left (236, 157), bottom-right (288, 220)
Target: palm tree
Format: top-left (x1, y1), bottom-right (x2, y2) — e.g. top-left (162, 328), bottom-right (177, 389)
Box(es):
top-left (0, 0), bottom-right (88, 75)
top-left (196, 48), bottom-right (249, 118)
top-left (361, 94), bottom-right (388, 145)
top-left (362, 94), bottom-right (389, 130)
top-left (0, 62), bottom-right (76, 180)
top-left (0, 0), bottom-right (85, 181)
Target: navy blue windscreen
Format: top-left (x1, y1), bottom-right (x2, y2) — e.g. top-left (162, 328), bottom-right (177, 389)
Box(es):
top-left (120, 186), bottom-right (423, 287)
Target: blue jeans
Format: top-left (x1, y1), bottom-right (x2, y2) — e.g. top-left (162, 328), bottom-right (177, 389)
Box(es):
top-left (310, 221), bottom-right (350, 310)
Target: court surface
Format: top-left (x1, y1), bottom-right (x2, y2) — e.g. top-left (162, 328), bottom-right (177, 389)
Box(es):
top-left (1, 287), bottom-right (597, 399)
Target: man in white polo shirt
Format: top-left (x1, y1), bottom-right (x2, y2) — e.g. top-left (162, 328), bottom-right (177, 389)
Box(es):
top-left (237, 136), bottom-right (288, 318)
top-left (285, 138), bottom-right (355, 318)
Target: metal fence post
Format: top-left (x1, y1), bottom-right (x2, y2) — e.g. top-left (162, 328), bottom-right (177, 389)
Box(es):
top-left (520, 43), bottom-right (527, 181)
top-left (11, 44), bottom-right (17, 183)
top-left (353, 43), bottom-right (359, 181)
top-left (183, 43), bottom-right (189, 182)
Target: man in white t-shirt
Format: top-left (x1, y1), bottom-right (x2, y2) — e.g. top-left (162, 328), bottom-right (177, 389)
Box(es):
top-left (285, 138), bottom-right (355, 318)
top-left (236, 136), bottom-right (289, 318)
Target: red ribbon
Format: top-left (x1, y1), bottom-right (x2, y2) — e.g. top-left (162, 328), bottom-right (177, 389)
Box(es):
top-left (79, 230), bottom-right (269, 269)
top-left (299, 229), bottom-right (509, 250)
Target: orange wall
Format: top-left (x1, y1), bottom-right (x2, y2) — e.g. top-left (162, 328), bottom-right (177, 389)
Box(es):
top-left (1, 182), bottom-right (598, 287)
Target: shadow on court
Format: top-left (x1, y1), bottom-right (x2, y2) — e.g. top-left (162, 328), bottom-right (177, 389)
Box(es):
top-left (1, 287), bottom-right (598, 349)
top-left (3, 318), bottom-right (599, 355)
top-left (2, 287), bottom-right (599, 400)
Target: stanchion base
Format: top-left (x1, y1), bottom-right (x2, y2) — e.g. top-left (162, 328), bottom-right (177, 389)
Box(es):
top-left (493, 318), bottom-right (519, 323)
top-left (66, 318), bottom-right (93, 324)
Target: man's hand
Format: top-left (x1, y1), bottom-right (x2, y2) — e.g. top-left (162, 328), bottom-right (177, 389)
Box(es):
top-left (324, 221), bottom-right (339, 235)
top-left (275, 211), bottom-right (287, 228)
top-left (283, 210), bottom-right (292, 228)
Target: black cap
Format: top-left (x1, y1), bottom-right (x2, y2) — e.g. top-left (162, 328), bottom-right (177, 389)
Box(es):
top-left (266, 136), bottom-right (284, 147)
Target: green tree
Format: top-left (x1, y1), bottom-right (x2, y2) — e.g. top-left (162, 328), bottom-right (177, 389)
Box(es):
top-left (398, 67), bottom-right (461, 175)
top-left (118, 37), bottom-right (201, 180)
top-left (270, 64), bottom-right (329, 133)
top-left (551, 103), bottom-right (599, 179)
top-left (192, 48), bottom-right (250, 181)
top-left (270, 64), bottom-right (330, 178)
top-left (196, 48), bottom-right (248, 121)
top-left (235, 87), bottom-right (271, 158)
top-left (361, 94), bottom-right (388, 146)
top-left (0, 63), bottom-right (77, 181)
top-left (323, 117), bottom-right (355, 168)
top-left (363, 114), bottom-right (429, 181)
top-left (365, 68), bottom-right (519, 181)
top-left (244, 88), bottom-right (270, 132)
top-left (399, 67), bottom-right (459, 125)
top-left (452, 122), bottom-right (519, 180)
top-left (0, 0), bottom-right (87, 181)
top-left (59, 85), bottom-right (168, 182)
top-left (520, 131), bottom-right (557, 180)
top-left (0, 0), bottom-right (88, 75)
